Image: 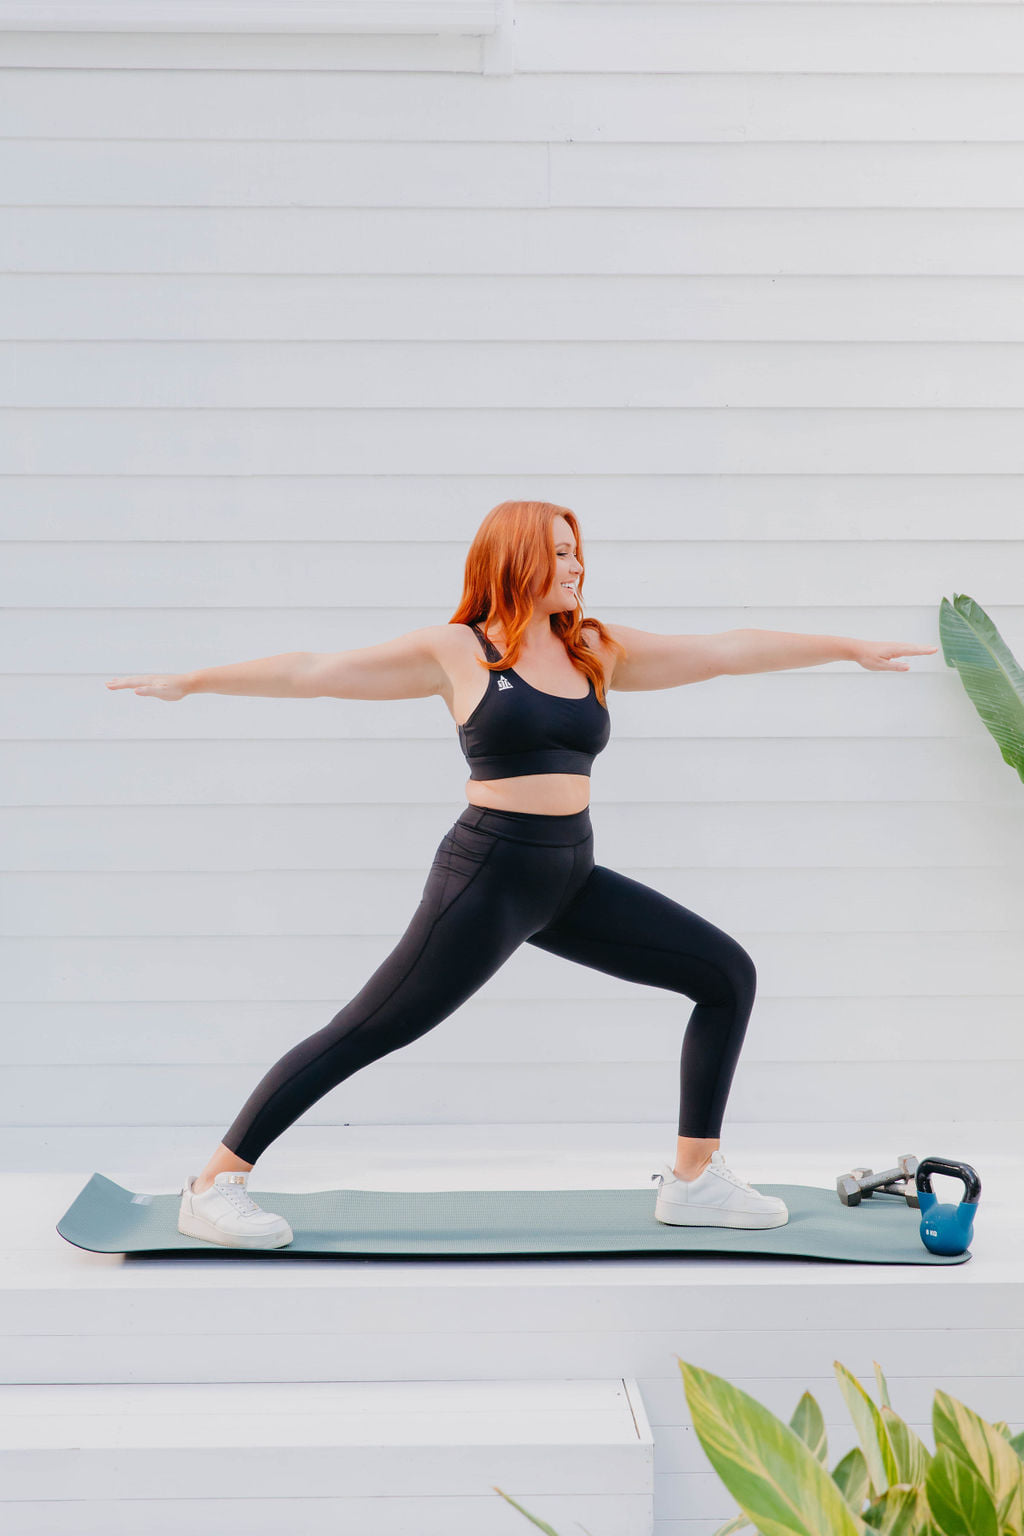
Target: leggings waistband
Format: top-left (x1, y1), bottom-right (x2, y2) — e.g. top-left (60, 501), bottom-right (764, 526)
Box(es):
top-left (456, 802), bottom-right (592, 847)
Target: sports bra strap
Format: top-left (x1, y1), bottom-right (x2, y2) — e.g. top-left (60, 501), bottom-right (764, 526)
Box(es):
top-left (469, 623), bottom-right (503, 663)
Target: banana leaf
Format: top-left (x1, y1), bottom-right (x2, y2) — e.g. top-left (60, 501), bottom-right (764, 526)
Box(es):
top-left (939, 594), bottom-right (1024, 784)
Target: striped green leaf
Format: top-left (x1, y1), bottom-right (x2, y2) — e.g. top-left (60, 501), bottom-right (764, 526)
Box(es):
top-left (680, 1359), bottom-right (869, 1536)
top-left (882, 1406), bottom-right (932, 1487)
top-left (711, 1514), bottom-right (754, 1535)
top-left (790, 1392), bottom-right (828, 1466)
top-left (834, 1362), bottom-right (900, 1499)
top-left (926, 1445), bottom-right (999, 1536)
top-left (939, 593), bottom-right (1024, 784)
top-left (833, 1445), bottom-right (872, 1516)
top-left (711, 1391), bottom-right (829, 1532)
top-left (863, 1482), bottom-right (931, 1533)
top-left (491, 1487), bottom-right (566, 1535)
top-left (932, 1388), bottom-right (1024, 1533)
top-left (712, 1388), bottom-right (835, 1529)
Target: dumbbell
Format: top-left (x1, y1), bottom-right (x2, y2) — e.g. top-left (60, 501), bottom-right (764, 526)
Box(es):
top-left (836, 1155), bottom-right (920, 1209)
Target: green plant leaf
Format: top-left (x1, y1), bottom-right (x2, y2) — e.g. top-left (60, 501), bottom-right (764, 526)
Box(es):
top-left (926, 1445), bottom-right (999, 1536)
top-left (708, 1393), bottom-right (830, 1536)
top-left (711, 1515), bottom-right (754, 1535)
top-left (933, 1388), bottom-right (1024, 1532)
top-left (938, 593), bottom-right (1024, 784)
top-left (873, 1362), bottom-right (893, 1412)
top-left (790, 1391), bottom-right (828, 1466)
top-left (834, 1362), bottom-right (900, 1499)
top-left (680, 1359), bottom-right (869, 1536)
top-left (833, 1446), bottom-right (873, 1515)
top-left (882, 1406), bottom-right (932, 1486)
top-left (863, 1483), bottom-right (931, 1533)
top-left (1010, 1430), bottom-right (1024, 1462)
top-left (491, 1486), bottom-right (564, 1535)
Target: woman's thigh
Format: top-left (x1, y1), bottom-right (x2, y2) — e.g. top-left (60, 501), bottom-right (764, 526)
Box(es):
top-left (295, 823), bottom-right (553, 1067)
top-left (527, 862), bottom-right (756, 1006)
top-left (221, 829), bottom-right (552, 1161)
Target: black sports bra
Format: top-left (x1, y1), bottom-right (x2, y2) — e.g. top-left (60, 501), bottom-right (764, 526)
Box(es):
top-left (456, 623), bottom-right (611, 780)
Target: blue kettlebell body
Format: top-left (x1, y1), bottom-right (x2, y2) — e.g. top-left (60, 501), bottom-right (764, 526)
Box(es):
top-left (915, 1158), bottom-right (981, 1255)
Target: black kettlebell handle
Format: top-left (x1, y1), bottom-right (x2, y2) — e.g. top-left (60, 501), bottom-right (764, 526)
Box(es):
top-left (915, 1157), bottom-right (981, 1204)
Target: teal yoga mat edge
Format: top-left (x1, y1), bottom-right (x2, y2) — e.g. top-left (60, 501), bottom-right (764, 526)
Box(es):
top-left (56, 1173), bottom-right (970, 1264)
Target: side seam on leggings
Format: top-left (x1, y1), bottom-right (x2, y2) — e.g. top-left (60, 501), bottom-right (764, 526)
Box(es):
top-left (223, 835), bottom-right (502, 1159)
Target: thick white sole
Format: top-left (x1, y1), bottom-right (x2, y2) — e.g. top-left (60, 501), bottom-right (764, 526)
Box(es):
top-left (177, 1205), bottom-right (293, 1250)
top-left (655, 1198), bottom-right (789, 1230)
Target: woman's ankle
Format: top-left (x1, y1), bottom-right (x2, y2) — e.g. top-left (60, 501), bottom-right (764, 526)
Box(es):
top-left (192, 1144), bottom-right (254, 1194)
top-left (673, 1154), bottom-right (713, 1181)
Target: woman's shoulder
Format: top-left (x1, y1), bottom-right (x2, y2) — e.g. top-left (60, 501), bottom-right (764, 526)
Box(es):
top-left (577, 620), bottom-right (621, 689)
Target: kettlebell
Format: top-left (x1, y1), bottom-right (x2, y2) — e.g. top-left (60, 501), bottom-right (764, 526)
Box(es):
top-left (915, 1157), bottom-right (981, 1255)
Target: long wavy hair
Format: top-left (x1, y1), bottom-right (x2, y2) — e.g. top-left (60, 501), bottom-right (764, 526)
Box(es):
top-left (448, 500), bottom-right (626, 708)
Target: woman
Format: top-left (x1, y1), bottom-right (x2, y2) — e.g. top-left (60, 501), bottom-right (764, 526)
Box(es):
top-left (106, 500), bottom-right (936, 1249)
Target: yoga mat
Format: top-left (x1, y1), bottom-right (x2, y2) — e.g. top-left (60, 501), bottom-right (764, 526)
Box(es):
top-left (56, 1173), bottom-right (970, 1263)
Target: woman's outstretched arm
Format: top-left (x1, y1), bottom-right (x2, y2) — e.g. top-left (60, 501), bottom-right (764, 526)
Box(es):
top-left (105, 626), bottom-right (453, 703)
top-left (603, 624), bottom-right (937, 691)
top-left (708, 628), bottom-right (937, 676)
top-left (106, 650), bottom-right (317, 702)
top-left (300, 626), bottom-right (451, 700)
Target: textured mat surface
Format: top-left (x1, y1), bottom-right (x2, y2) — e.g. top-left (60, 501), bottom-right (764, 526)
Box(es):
top-left (55, 1173), bottom-right (970, 1263)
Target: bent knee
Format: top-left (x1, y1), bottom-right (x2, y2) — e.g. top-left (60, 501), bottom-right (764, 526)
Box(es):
top-left (704, 941), bottom-right (757, 1007)
top-left (731, 942), bottom-right (757, 994)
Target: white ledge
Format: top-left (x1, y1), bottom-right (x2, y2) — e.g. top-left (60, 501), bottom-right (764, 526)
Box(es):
top-left (0, 0), bottom-right (503, 32)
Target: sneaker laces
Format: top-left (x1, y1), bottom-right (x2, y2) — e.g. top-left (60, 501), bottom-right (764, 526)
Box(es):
top-left (212, 1175), bottom-right (262, 1218)
top-left (707, 1151), bottom-right (758, 1194)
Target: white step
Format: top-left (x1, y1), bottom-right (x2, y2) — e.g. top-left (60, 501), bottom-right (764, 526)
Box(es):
top-left (4, 1123), bottom-right (1021, 1535)
top-left (0, 1380), bottom-right (654, 1536)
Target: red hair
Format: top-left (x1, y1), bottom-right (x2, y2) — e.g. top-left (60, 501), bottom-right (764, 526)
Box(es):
top-left (448, 500), bottom-right (626, 708)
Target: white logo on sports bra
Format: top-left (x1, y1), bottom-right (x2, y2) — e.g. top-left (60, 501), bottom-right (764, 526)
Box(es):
top-left (496, 676), bottom-right (514, 691)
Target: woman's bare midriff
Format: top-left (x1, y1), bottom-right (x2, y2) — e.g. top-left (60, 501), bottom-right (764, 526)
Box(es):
top-left (464, 773), bottom-right (591, 816)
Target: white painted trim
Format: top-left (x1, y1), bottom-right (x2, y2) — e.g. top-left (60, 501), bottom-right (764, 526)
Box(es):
top-left (0, 0), bottom-right (502, 32)
top-left (482, 0), bottom-right (513, 72)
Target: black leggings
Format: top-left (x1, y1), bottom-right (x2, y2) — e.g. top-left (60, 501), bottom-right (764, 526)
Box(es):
top-left (221, 804), bottom-right (757, 1165)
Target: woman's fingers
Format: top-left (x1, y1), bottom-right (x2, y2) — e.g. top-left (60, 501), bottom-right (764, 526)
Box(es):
top-left (105, 674), bottom-right (187, 700)
top-left (851, 641), bottom-right (938, 671)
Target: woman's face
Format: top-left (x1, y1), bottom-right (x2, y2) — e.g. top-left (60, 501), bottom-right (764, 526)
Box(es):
top-left (533, 515), bottom-right (584, 614)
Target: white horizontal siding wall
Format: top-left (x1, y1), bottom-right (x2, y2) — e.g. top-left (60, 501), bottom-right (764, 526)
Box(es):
top-left (2, 3), bottom-right (1023, 1154)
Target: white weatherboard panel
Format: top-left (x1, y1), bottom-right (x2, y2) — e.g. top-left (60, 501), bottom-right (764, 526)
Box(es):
top-left (4, 7), bottom-right (1024, 1533)
top-left (5, 71), bottom-right (1024, 144)
top-left (0, 1), bottom-right (503, 31)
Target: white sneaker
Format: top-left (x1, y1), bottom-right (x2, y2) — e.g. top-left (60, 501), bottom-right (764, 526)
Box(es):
top-left (177, 1171), bottom-right (294, 1250)
top-left (652, 1150), bottom-right (789, 1229)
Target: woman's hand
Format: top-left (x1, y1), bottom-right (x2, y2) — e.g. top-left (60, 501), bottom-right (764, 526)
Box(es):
top-left (105, 674), bottom-right (190, 701)
top-left (848, 641), bottom-right (938, 672)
